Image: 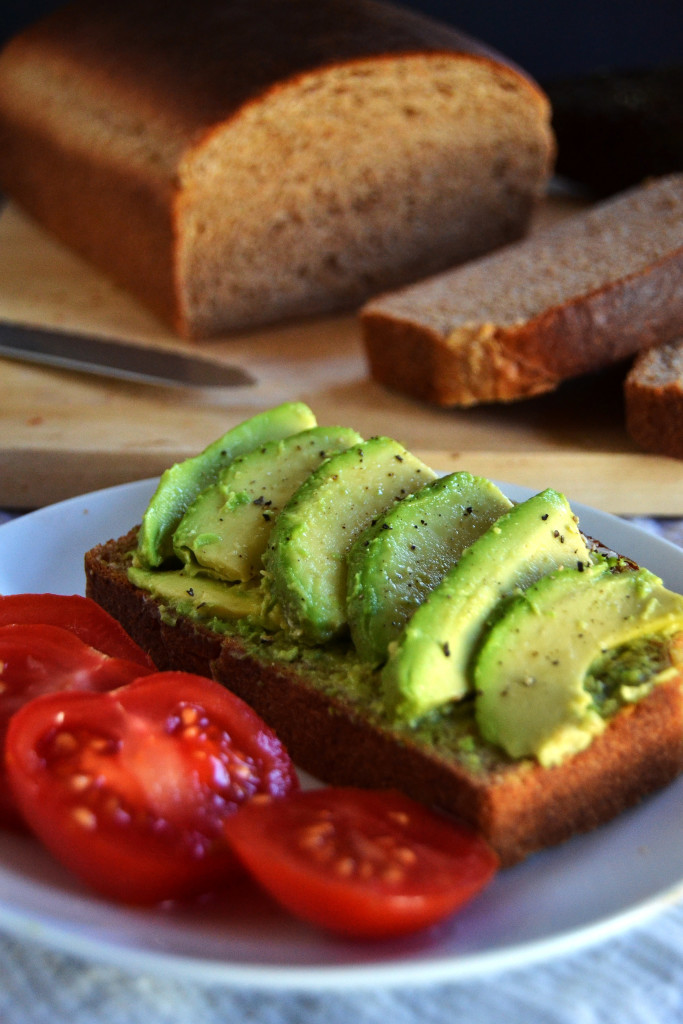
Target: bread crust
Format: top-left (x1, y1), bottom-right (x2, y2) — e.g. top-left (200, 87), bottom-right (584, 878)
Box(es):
top-left (0, 0), bottom-right (553, 337)
top-left (84, 530), bottom-right (683, 867)
top-left (361, 177), bottom-right (683, 406)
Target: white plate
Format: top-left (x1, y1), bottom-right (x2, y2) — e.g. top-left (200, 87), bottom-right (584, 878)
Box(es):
top-left (0, 478), bottom-right (682, 991)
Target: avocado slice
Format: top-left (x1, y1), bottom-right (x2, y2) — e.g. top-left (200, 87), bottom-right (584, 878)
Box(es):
top-left (474, 561), bottom-right (683, 766)
top-left (172, 425), bottom-right (363, 582)
top-left (128, 566), bottom-right (262, 621)
top-left (136, 402), bottom-right (317, 568)
top-left (346, 472), bottom-right (513, 665)
top-left (263, 436), bottom-right (436, 645)
top-left (381, 489), bottom-right (593, 722)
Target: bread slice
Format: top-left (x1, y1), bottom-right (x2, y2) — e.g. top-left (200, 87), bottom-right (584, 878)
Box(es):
top-left (361, 175), bottom-right (683, 406)
top-left (625, 336), bottom-right (683, 459)
top-left (84, 528), bottom-right (683, 868)
top-left (0, 0), bottom-right (554, 338)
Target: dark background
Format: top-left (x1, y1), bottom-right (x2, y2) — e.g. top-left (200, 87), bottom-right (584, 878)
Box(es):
top-left (1, 1), bottom-right (682, 83)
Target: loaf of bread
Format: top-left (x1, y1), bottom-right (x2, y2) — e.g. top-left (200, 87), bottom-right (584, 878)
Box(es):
top-left (0, 0), bottom-right (554, 338)
top-left (84, 533), bottom-right (683, 868)
top-left (625, 336), bottom-right (683, 459)
top-left (361, 175), bottom-right (683, 406)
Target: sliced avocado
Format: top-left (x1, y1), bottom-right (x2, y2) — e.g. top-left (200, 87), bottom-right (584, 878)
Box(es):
top-left (263, 436), bottom-right (436, 645)
top-left (346, 472), bottom-right (513, 665)
top-left (381, 488), bottom-right (593, 722)
top-left (136, 402), bottom-right (317, 568)
top-left (172, 425), bottom-right (363, 582)
top-left (474, 561), bottom-right (683, 766)
top-left (128, 566), bottom-right (262, 621)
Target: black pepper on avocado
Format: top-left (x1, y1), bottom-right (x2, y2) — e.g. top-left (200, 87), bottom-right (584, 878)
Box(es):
top-left (127, 403), bottom-right (683, 770)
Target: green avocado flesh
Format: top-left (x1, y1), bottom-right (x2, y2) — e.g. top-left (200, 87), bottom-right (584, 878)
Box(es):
top-left (126, 409), bottom-right (683, 768)
top-left (346, 472), bottom-right (513, 665)
top-left (128, 566), bottom-right (262, 619)
top-left (136, 401), bottom-right (317, 568)
top-left (262, 436), bottom-right (437, 645)
top-left (381, 489), bottom-right (593, 722)
top-left (172, 425), bottom-right (362, 583)
top-left (474, 562), bottom-right (683, 766)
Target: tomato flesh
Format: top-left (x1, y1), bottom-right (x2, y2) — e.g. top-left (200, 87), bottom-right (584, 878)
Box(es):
top-left (6, 671), bottom-right (299, 904)
top-left (223, 787), bottom-right (499, 939)
top-left (0, 593), bottom-right (155, 667)
top-left (0, 623), bottom-right (155, 827)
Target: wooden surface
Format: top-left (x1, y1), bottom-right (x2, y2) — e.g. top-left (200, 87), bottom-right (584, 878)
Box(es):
top-left (1, 200), bottom-right (682, 515)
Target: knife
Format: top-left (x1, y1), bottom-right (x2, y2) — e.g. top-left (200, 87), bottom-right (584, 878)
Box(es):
top-left (0, 320), bottom-right (255, 389)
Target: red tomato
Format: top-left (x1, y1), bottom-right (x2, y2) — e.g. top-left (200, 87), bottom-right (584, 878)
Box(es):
top-left (6, 671), bottom-right (299, 904)
top-left (0, 593), bottom-right (155, 667)
top-left (0, 623), bottom-right (155, 827)
top-left (223, 787), bottom-right (499, 939)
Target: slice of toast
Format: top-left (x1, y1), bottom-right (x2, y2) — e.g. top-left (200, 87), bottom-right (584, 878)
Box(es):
top-left (360, 175), bottom-right (683, 407)
top-left (84, 528), bottom-right (683, 867)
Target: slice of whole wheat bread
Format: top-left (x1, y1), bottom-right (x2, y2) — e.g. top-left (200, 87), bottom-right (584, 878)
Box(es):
top-left (625, 336), bottom-right (683, 459)
top-left (84, 528), bottom-right (683, 868)
top-left (361, 175), bottom-right (683, 407)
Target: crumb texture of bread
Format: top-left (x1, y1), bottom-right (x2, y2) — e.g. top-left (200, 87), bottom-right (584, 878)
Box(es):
top-left (361, 175), bottom-right (683, 406)
top-left (84, 532), bottom-right (683, 868)
top-left (0, 0), bottom-right (553, 337)
top-left (625, 336), bottom-right (683, 459)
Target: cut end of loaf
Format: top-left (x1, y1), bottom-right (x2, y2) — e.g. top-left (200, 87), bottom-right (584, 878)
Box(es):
top-left (174, 53), bottom-right (553, 336)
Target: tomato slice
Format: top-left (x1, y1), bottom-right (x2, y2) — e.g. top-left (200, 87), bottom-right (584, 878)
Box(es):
top-left (0, 593), bottom-right (155, 668)
top-left (223, 787), bottom-right (499, 939)
top-left (5, 671), bottom-right (299, 904)
top-left (0, 623), bottom-right (156, 828)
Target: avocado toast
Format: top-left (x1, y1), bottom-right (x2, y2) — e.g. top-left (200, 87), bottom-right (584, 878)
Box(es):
top-left (84, 403), bottom-right (683, 866)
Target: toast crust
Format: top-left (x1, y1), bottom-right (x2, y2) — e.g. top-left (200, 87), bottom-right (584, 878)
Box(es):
top-left (85, 530), bottom-right (683, 867)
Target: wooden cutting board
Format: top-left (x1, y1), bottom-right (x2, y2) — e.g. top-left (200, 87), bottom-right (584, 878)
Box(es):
top-left (1, 199), bottom-right (682, 514)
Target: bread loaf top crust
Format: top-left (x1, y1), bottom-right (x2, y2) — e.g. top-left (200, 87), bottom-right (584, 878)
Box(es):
top-left (1, 0), bottom-right (524, 139)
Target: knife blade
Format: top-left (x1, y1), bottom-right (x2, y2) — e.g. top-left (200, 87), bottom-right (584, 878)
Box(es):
top-left (0, 321), bottom-right (255, 389)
